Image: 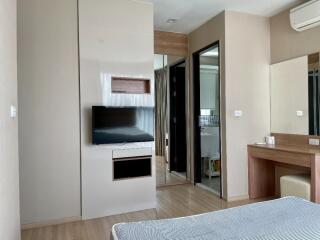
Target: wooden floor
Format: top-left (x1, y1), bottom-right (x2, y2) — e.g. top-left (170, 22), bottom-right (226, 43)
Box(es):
top-left (156, 156), bottom-right (187, 186)
top-left (22, 184), bottom-right (267, 240)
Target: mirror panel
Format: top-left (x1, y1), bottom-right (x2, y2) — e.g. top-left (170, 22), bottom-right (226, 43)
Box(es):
top-left (154, 54), bottom-right (188, 186)
top-left (154, 54), bottom-right (167, 186)
top-left (270, 53), bottom-right (320, 135)
top-left (271, 56), bottom-right (309, 134)
top-left (308, 53), bottom-right (320, 135)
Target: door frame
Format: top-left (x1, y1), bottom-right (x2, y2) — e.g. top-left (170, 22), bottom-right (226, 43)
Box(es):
top-left (192, 41), bottom-right (222, 197)
top-left (168, 59), bottom-right (187, 174)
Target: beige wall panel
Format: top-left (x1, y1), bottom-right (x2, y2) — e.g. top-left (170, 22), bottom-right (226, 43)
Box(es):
top-left (271, 9), bottom-right (320, 64)
top-left (224, 12), bottom-right (271, 200)
top-left (18, 0), bottom-right (81, 224)
top-left (0, 0), bottom-right (21, 239)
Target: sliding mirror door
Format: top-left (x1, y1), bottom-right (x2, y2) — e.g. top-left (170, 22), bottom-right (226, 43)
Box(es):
top-left (154, 54), bottom-right (188, 186)
top-left (154, 54), bottom-right (167, 186)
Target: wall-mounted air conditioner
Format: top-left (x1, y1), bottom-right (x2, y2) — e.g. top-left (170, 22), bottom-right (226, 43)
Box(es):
top-left (290, 0), bottom-right (320, 31)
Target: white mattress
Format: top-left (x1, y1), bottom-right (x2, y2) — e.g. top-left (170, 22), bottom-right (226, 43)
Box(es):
top-left (112, 197), bottom-right (320, 240)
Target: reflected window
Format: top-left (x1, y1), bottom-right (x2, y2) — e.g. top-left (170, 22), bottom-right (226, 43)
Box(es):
top-left (201, 109), bottom-right (211, 116)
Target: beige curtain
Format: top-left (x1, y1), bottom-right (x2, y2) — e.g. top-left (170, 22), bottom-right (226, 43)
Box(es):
top-left (155, 68), bottom-right (167, 156)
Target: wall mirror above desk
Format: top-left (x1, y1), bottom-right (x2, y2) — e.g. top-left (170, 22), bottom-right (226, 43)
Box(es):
top-left (271, 53), bottom-right (320, 135)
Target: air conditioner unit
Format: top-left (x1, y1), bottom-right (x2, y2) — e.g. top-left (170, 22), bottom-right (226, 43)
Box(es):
top-left (290, 0), bottom-right (320, 31)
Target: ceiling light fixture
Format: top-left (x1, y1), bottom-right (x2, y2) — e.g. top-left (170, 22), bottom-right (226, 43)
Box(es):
top-left (166, 18), bottom-right (178, 24)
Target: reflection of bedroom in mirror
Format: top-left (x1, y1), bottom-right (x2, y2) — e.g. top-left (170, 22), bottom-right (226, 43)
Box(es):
top-left (308, 53), bottom-right (320, 135)
top-left (154, 54), bottom-right (188, 186)
top-left (271, 53), bottom-right (320, 135)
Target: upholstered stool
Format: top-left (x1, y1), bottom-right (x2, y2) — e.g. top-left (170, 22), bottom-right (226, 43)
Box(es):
top-left (280, 175), bottom-right (311, 201)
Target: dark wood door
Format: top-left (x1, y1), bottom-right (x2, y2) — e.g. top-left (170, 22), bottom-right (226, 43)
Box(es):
top-left (169, 62), bottom-right (187, 173)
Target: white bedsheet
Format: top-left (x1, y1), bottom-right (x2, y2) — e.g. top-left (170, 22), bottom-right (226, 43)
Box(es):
top-left (112, 197), bottom-right (320, 240)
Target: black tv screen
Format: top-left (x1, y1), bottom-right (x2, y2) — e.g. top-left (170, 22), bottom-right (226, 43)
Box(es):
top-left (92, 106), bottom-right (154, 144)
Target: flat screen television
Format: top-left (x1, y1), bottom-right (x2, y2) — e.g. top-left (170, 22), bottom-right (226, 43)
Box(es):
top-left (92, 106), bottom-right (154, 144)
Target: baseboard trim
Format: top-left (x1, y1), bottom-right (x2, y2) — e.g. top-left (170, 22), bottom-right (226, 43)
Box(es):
top-left (227, 194), bottom-right (249, 202)
top-left (21, 216), bottom-right (82, 230)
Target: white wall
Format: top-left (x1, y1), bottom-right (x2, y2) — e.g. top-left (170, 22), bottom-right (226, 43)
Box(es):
top-left (79, 0), bottom-right (156, 219)
top-left (0, 0), bottom-right (21, 239)
top-left (225, 11), bottom-right (270, 200)
top-left (17, 0), bottom-right (81, 224)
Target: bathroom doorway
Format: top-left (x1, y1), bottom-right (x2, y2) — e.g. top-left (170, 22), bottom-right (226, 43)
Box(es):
top-left (193, 42), bottom-right (221, 197)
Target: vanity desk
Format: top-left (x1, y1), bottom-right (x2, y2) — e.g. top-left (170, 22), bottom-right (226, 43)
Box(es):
top-left (248, 142), bottom-right (320, 203)
top-left (254, 52), bottom-right (320, 203)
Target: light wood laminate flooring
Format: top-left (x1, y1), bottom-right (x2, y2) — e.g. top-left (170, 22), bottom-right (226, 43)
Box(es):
top-left (22, 184), bottom-right (268, 240)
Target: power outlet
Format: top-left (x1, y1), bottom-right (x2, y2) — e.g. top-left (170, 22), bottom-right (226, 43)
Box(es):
top-left (234, 110), bottom-right (243, 118)
top-left (309, 138), bottom-right (320, 146)
top-left (10, 105), bottom-right (17, 118)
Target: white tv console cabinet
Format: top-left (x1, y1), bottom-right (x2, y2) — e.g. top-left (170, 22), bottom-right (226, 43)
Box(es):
top-left (81, 142), bottom-right (156, 220)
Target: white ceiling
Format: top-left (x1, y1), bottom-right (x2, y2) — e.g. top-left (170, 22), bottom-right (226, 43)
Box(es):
top-left (138, 0), bottom-right (302, 33)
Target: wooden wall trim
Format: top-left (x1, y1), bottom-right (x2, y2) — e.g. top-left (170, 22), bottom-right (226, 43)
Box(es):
top-left (272, 133), bottom-right (320, 147)
top-left (154, 30), bottom-right (188, 57)
top-left (111, 77), bottom-right (151, 94)
top-left (308, 53), bottom-right (319, 65)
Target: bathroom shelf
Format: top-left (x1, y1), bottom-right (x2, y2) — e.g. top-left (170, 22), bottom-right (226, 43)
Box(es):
top-left (206, 158), bottom-right (220, 179)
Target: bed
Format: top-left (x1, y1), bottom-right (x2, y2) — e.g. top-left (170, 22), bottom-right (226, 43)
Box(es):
top-left (112, 197), bottom-right (320, 240)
